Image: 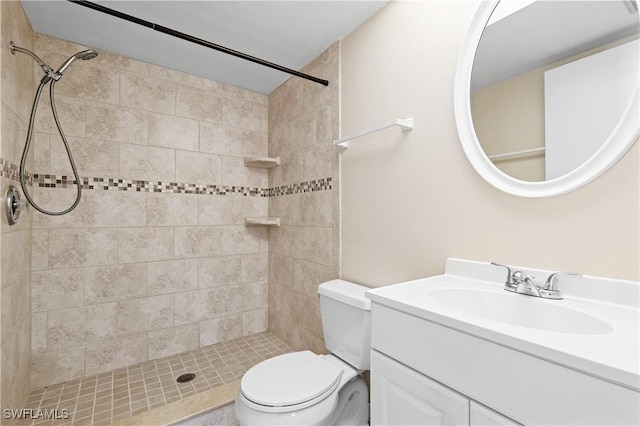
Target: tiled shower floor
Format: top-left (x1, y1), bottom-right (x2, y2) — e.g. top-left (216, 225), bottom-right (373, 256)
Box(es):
top-left (16, 333), bottom-right (289, 426)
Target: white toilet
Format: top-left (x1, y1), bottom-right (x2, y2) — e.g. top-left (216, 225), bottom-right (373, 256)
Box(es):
top-left (235, 279), bottom-right (371, 425)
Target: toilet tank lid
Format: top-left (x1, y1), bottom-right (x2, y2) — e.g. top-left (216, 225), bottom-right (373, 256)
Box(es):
top-left (318, 279), bottom-right (371, 311)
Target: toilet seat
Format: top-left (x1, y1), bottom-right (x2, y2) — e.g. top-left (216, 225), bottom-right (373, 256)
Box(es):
top-left (240, 351), bottom-right (343, 413)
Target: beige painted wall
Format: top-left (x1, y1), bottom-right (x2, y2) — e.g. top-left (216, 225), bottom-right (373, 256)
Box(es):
top-left (340, 0), bottom-right (639, 287)
top-left (471, 69), bottom-right (545, 181)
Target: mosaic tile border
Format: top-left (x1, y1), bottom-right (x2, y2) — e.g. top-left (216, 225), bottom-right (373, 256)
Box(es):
top-left (1, 158), bottom-right (332, 197)
top-left (0, 158), bottom-right (31, 183)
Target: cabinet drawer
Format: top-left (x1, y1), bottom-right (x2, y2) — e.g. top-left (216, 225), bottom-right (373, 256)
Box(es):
top-left (371, 350), bottom-right (469, 425)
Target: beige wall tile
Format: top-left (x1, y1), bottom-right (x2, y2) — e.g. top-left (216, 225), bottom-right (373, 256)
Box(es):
top-left (85, 335), bottom-right (147, 376)
top-left (120, 144), bottom-right (176, 182)
top-left (34, 95), bottom-right (86, 137)
top-left (1, 229), bottom-right (31, 289)
top-left (221, 226), bottom-right (267, 255)
top-left (32, 312), bottom-right (48, 354)
top-left (268, 193), bottom-right (302, 226)
top-left (199, 122), bottom-right (267, 158)
top-left (199, 314), bottom-right (242, 346)
top-left (198, 195), bottom-right (266, 226)
top-left (221, 156), bottom-right (267, 187)
top-left (269, 254), bottom-right (293, 289)
top-left (300, 190), bottom-right (332, 227)
top-left (32, 268), bottom-right (84, 312)
top-left (117, 295), bottom-right (174, 334)
top-left (303, 227), bottom-right (333, 266)
top-left (48, 303), bottom-right (117, 349)
top-left (175, 151), bottom-right (221, 186)
top-left (175, 226), bottom-right (221, 259)
top-left (174, 286), bottom-right (241, 326)
top-left (241, 253), bottom-right (268, 283)
top-left (240, 281), bottom-right (267, 312)
top-left (120, 72), bottom-right (176, 114)
top-left (149, 113), bottom-right (199, 151)
top-left (176, 84), bottom-right (222, 123)
top-left (31, 346), bottom-right (85, 389)
top-left (1, 107), bottom-right (29, 165)
top-left (242, 309), bottom-right (268, 336)
top-left (148, 324), bottom-right (199, 360)
top-left (292, 260), bottom-right (337, 300)
top-left (53, 59), bottom-right (120, 105)
top-left (50, 136), bottom-right (119, 177)
top-left (279, 150), bottom-right (304, 186)
top-left (85, 263), bottom-right (147, 304)
top-left (198, 256), bottom-right (242, 288)
top-left (1, 320), bottom-right (31, 409)
top-left (33, 132), bottom-right (51, 173)
top-left (147, 193), bottom-right (197, 226)
top-left (34, 190), bottom-right (147, 229)
top-left (1, 279), bottom-right (30, 345)
top-left (2, 0), bottom-right (35, 119)
top-left (147, 258), bottom-right (198, 295)
top-left (86, 103), bottom-right (148, 145)
top-left (48, 228), bottom-right (117, 268)
top-left (303, 142), bottom-right (336, 182)
top-left (222, 98), bottom-right (265, 132)
top-left (118, 227), bottom-right (174, 263)
top-left (269, 226), bottom-right (304, 259)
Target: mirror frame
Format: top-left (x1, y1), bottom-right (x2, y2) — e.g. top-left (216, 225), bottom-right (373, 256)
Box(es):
top-left (454, 0), bottom-right (639, 198)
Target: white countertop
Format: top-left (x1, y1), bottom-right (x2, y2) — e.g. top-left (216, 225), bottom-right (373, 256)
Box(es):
top-left (365, 259), bottom-right (640, 391)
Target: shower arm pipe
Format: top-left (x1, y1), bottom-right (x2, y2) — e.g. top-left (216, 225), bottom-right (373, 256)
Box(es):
top-left (333, 118), bottom-right (414, 148)
top-left (66, 0), bottom-right (330, 87)
top-left (10, 41), bottom-right (54, 73)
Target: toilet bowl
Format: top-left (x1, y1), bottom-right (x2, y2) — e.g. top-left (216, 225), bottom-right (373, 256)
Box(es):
top-left (236, 351), bottom-right (368, 425)
top-left (235, 280), bottom-right (372, 425)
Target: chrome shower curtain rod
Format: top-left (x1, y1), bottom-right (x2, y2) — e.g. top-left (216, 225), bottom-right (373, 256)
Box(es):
top-left (67, 0), bottom-right (330, 87)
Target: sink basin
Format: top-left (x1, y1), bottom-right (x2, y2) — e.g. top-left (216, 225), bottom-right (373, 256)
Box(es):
top-left (429, 288), bottom-right (613, 335)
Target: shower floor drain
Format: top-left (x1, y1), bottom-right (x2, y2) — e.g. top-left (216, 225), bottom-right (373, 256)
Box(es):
top-left (176, 373), bottom-right (196, 383)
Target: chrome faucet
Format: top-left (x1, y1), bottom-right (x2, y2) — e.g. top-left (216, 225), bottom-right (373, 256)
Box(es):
top-left (491, 263), bottom-right (581, 300)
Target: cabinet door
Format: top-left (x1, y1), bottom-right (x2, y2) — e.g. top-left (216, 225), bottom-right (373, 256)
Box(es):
top-left (470, 401), bottom-right (520, 426)
top-left (371, 350), bottom-right (469, 426)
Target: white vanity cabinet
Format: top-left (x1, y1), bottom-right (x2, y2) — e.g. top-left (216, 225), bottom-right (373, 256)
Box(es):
top-left (367, 259), bottom-right (640, 425)
top-left (371, 350), bottom-right (470, 425)
top-left (371, 350), bottom-right (518, 426)
top-left (369, 303), bottom-right (638, 425)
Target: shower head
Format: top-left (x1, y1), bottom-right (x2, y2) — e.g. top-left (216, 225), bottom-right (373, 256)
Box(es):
top-left (55, 49), bottom-right (98, 77)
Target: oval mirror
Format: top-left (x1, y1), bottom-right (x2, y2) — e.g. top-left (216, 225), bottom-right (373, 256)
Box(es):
top-left (455, 0), bottom-right (639, 198)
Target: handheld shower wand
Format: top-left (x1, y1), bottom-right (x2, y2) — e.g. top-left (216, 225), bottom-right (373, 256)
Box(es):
top-left (10, 41), bottom-right (98, 216)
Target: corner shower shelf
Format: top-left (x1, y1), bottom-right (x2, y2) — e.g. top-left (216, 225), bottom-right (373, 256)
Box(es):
top-left (244, 157), bottom-right (281, 168)
top-left (333, 118), bottom-right (414, 148)
top-left (245, 217), bottom-right (281, 227)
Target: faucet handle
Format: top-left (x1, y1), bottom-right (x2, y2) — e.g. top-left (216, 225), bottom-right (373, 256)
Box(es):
top-left (543, 272), bottom-right (583, 291)
top-left (490, 262), bottom-right (515, 285)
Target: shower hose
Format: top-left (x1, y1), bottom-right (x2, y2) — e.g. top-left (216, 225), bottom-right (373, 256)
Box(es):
top-left (20, 76), bottom-right (82, 215)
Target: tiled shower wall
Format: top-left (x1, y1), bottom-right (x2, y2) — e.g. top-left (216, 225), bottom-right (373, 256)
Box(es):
top-left (29, 34), bottom-right (270, 388)
top-left (267, 43), bottom-right (340, 353)
top-left (1, 0), bottom-right (35, 411)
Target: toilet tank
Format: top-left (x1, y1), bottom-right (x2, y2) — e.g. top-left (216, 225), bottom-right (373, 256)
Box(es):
top-left (318, 279), bottom-right (371, 370)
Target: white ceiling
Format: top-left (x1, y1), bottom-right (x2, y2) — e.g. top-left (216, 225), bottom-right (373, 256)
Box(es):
top-left (21, 0), bottom-right (389, 94)
top-left (472, 0), bottom-right (640, 90)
